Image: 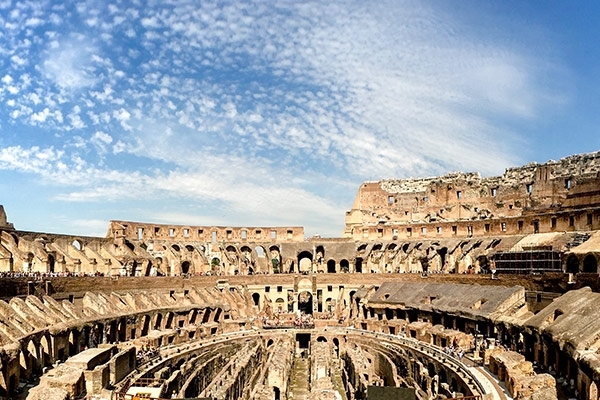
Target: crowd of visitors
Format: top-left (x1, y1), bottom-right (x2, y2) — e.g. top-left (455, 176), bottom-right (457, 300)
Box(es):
top-left (444, 337), bottom-right (465, 359)
top-left (136, 344), bottom-right (159, 364)
top-left (262, 311), bottom-right (315, 328)
top-left (0, 271), bottom-right (105, 279)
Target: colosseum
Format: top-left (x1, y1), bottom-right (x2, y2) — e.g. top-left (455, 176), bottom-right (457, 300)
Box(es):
top-left (1, 151), bottom-right (600, 400)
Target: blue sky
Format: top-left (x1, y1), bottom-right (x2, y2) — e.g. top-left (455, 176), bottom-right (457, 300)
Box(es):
top-left (0, 0), bottom-right (599, 238)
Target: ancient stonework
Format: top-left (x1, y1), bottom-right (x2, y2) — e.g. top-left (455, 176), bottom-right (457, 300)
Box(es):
top-left (2, 151), bottom-right (600, 399)
top-left (344, 151), bottom-right (600, 241)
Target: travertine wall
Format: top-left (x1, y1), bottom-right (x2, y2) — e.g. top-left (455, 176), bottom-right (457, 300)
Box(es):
top-left (108, 220), bottom-right (305, 242)
top-left (345, 151), bottom-right (600, 240)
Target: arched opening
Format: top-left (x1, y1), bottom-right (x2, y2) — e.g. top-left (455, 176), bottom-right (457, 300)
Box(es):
top-left (273, 386), bottom-right (280, 400)
top-left (437, 247), bottom-right (448, 269)
top-left (154, 313), bottom-right (163, 330)
top-left (40, 335), bottom-right (51, 367)
top-left (48, 254), bottom-right (55, 273)
top-left (439, 368), bottom-right (447, 384)
top-left (181, 261), bottom-right (191, 275)
top-left (298, 251), bottom-right (313, 273)
top-left (298, 291), bottom-right (313, 314)
top-left (428, 362), bottom-right (436, 378)
top-left (105, 321), bottom-right (115, 343)
top-left (355, 257), bottom-right (363, 273)
top-left (325, 298), bottom-right (334, 313)
top-left (477, 255), bottom-right (490, 274)
top-left (27, 340), bottom-right (38, 374)
top-left (165, 312), bottom-right (174, 329)
top-left (185, 244), bottom-right (194, 252)
top-left (583, 254), bottom-right (598, 273)
top-left (188, 310), bottom-right (198, 325)
top-left (327, 259), bottom-right (336, 273)
top-left (19, 350), bottom-right (29, 380)
top-left (316, 336), bottom-right (327, 342)
top-left (68, 329), bottom-right (79, 356)
top-left (211, 257), bottom-right (221, 274)
top-left (255, 246), bottom-right (266, 258)
top-left (213, 308), bottom-right (222, 322)
top-left (275, 298), bottom-right (285, 313)
top-left (118, 318), bottom-right (127, 342)
top-left (340, 259), bottom-right (349, 273)
top-left (333, 338), bottom-right (340, 357)
top-left (252, 293), bottom-right (260, 307)
top-left (72, 240), bottom-right (82, 251)
top-left (141, 315), bottom-right (150, 337)
top-left (589, 381), bottom-right (598, 400)
top-left (172, 244), bottom-right (180, 252)
top-left (566, 254), bottom-right (580, 274)
top-left (269, 246), bottom-right (281, 273)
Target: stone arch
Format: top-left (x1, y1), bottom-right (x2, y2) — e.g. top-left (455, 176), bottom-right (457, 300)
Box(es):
top-left (340, 259), bottom-right (349, 272)
top-left (325, 298), bottom-right (334, 313)
top-left (153, 313), bottom-right (163, 330)
top-left (275, 298), bottom-right (285, 313)
top-left (188, 310), bottom-right (198, 325)
top-left (315, 245), bottom-right (325, 262)
top-left (298, 291), bottom-right (313, 314)
top-left (269, 246), bottom-right (281, 273)
top-left (68, 329), bottom-right (79, 355)
top-left (185, 244), bottom-right (194, 252)
top-left (566, 254), bottom-right (580, 274)
top-left (165, 312), bottom-right (175, 329)
top-left (327, 259), bottom-right (336, 273)
top-left (213, 308), bottom-right (222, 322)
top-left (355, 257), bottom-right (363, 273)
top-left (117, 318), bottom-right (127, 341)
top-left (298, 251), bottom-right (313, 273)
top-left (19, 348), bottom-right (29, 380)
top-left (316, 336), bottom-right (327, 342)
top-left (589, 381), bottom-right (598, 400)
top-left (252, 293), bottom-right (260, 307)
top-left (141, 315), bottom-right (151, 337)
top-left (583, 254), bottom-right (598, 273)
top-left (40, 334), bottom-right (52, 367)
top-left (210, 257), bottom-right (221, 274)
top-left (72, 239), bottom-right (83, 251)
top-left (255, 246), bottom-right (266, 258)
top-left (438, 368), bottom-right (447, 384)
top-left (26, 340), bottom-right (38, 374)
top-left (181, 261), bottom-right (191, 275)
top-left (172, 244), bottom-right (180, 252)
top-left (427, 362), bottom-right (436, 378)
top-left (437, 247), bottom-right (448, 270)
top-left (48, 253), bottom-right (55, 273)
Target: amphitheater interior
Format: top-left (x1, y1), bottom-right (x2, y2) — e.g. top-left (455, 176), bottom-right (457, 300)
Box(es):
top-left (2, 152), bottom-right (600, 400)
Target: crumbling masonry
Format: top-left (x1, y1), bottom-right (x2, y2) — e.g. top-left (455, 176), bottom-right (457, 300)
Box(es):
top-left (1, 151), bottom-right (600, 399)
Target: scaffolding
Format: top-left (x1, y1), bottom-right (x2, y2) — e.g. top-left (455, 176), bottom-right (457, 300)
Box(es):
top-left (492, 248), bottom-right (563, 275)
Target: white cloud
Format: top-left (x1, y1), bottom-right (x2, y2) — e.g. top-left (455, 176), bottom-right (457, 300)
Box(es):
top-left (42, 38), bottom-right (99, 90)
top-left (91, 131), bottom-right (113, 154)
top-left (0, 0), bottom-right (574, 237)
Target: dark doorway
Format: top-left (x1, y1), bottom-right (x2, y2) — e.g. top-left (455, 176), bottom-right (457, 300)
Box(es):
top-left (298, 291), bottom-right (313, 314)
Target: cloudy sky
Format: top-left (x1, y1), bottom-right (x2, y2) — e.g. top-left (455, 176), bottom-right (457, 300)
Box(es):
top-left (0, 0), bottom-right (599, 238)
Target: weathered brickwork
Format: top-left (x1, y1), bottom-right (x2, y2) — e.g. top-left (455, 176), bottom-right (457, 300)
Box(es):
top-left (1, 151), bottom-right (600, 399)
top-left (345, 151), bottom-right (600, 240)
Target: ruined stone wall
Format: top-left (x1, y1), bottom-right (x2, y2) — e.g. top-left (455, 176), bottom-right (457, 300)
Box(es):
top-left (108, 220), bottom-right (305, 243)
top-left (345, 151), bottom-right (600, 240)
